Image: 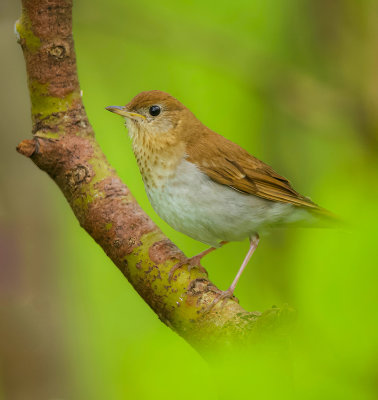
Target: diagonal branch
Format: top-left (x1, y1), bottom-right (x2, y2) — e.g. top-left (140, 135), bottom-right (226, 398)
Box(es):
top-left (15, 0), bottom-right (289, 352)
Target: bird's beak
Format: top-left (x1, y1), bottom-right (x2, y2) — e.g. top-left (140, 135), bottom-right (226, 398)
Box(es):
top-left (105, 106), bottom-right (146, 120)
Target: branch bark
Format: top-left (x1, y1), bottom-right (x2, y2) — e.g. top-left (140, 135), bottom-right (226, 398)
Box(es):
top-left (15, 0), bottom-right (291, 352)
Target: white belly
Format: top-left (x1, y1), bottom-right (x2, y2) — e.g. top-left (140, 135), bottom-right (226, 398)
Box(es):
top-left (145, 159), bottom-right (297, 247)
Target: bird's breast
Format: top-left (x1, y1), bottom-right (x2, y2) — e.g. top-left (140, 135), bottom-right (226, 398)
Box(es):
top-left (143, 158), bottom-right (225, 245)
top-left (132, 136), bottom-right (185, 189)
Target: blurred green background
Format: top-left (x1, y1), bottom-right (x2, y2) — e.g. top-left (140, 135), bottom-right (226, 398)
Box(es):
top-left (1, 0), bottom-right (377, 399)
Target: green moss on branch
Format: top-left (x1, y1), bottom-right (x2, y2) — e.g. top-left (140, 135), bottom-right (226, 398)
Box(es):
top-left (15, 14), bottom-right (41, 52)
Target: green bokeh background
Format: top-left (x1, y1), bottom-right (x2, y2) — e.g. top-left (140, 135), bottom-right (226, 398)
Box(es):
top-left (1, 0), bottom-right (377, 399)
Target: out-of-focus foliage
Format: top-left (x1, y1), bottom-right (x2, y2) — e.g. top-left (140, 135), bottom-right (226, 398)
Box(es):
top-left (0, 0), bottom-right (377, 399)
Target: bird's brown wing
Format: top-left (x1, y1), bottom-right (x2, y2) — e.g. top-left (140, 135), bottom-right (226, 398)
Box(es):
top-left (186, 131), bottom-right (320, 209)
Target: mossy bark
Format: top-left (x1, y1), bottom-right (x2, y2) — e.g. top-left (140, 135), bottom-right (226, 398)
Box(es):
top-left (15, 0), bottom-right (292, 353)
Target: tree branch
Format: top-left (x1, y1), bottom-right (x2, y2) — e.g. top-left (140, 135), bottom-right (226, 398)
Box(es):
top-left (15, 0), bottom-right (290, 352)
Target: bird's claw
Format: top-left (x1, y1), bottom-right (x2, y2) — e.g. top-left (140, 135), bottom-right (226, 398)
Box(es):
top-left (203, 289), bottom-right (237, 314)
top-left (168, 256), bottom-right (208, 281)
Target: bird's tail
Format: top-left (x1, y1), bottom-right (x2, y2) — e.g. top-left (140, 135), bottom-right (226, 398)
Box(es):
top-left (306, 206), bottom-right (346, 229)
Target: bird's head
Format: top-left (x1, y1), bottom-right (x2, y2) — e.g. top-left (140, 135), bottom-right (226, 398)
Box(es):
top-left (106, 90), bottom-right (191, 141)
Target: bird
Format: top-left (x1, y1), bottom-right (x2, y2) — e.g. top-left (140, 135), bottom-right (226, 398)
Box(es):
top-left (106, 90), bottom-right (332, 306)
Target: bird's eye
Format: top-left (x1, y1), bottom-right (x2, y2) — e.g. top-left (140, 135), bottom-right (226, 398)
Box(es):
top-left (149, 105), bottom-right (161, 116)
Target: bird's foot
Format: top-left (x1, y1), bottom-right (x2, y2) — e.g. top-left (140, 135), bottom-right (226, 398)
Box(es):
top-left (169, 242), bottom-right (227, 281)
top-left (168, 255), bottom-right (208, 281)
top-left (204, 288), bottom-right (237, 314)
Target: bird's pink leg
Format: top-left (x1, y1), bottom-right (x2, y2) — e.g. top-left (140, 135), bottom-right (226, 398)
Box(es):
top-left (228, 234), bottom-right (259, 293)
top-left (169, 241), bottom-right (228, 281)
top-left (205, 234), bottom-right (260, 311)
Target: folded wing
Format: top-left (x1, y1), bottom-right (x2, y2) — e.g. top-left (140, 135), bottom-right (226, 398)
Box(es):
top-left (186, 130), bottom-right (320, 209)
